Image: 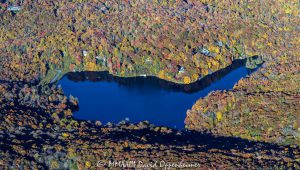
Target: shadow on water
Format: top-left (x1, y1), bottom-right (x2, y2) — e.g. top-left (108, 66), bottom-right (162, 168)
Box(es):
top-left (63, 59), bottom-right (256, 94)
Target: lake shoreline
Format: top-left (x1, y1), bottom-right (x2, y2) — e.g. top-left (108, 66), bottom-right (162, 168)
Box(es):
top-left (59, 57), bottom-right (260, 128)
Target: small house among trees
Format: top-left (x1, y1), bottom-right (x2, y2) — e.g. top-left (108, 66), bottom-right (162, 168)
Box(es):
top-left (8, 5), bottom-right (21, 11)
top-left (82, 50), bottom-right (88, 57)
top-left (178, 66), bottom-right (185, 74)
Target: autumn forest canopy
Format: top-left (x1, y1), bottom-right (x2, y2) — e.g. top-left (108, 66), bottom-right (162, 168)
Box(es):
top-left (0, 0), bottom-right (298, 84)
top-left (0, 0), bottom-right (299, 169)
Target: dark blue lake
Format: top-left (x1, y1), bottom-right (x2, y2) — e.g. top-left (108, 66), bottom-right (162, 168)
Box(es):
top-left (59, 60), bottom-right (256, 129)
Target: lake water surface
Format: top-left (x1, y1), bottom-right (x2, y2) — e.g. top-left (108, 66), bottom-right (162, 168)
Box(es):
top-left (59, 60), bottom-right (257, 129)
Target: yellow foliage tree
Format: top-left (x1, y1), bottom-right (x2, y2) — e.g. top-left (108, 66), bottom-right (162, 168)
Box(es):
top-left (158, 70), bottom-right (165, 79)
top-left (62, 133), bottom-right (70, 138)
top-left (216, 112), bottom-right (223, 121)
top-left (183, 76), bottom-right (191, 84)
top-left (208, 45), bottom-right (220, 54)
top-left (192, 74), bottom-right (199, 81)
top-left (85, 62), bottom-right (97, 71)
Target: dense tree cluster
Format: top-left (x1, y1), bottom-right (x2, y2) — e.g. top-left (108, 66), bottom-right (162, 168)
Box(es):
top-left (0, 82), bottom-right (78, 119)
top-left (186, 57), bottom-right (300, 145)
top-left (0, 0), bottom-right (298, 83)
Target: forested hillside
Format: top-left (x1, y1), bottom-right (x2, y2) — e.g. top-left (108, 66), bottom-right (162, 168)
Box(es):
top-left (186, 57), bottom-right (300, 145)
top-left (1, 0), bottom-right (298, 83)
